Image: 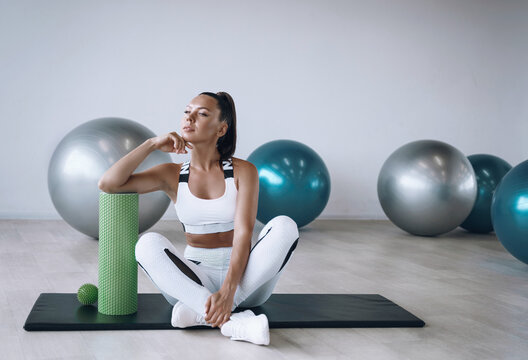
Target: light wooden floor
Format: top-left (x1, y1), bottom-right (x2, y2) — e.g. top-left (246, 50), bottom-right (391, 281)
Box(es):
top-left (1, 219), bottom-right (527, 360)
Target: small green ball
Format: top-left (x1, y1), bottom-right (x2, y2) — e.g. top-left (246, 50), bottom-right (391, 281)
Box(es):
top-left (77, 283), bottom-right (98, 305)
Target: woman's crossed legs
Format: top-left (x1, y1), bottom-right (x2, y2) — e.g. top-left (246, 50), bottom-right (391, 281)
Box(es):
top-left (135, 215), bottom-right (299, 322)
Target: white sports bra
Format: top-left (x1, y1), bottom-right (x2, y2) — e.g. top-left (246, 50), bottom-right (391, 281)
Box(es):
top-left (174, 158), bottom-right (237, 234)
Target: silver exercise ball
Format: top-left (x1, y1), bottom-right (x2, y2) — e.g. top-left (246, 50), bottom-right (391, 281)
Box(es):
top-left (377, 140), bottom-right (477, 236)
top-left (48, 117), bottom-right (171, 239)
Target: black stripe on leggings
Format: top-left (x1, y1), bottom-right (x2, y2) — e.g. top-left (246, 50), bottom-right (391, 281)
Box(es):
top-left (164, 248), bottom-right (203, 286)
top-left (250, 226), bottom-right (273, 254)
top-left (278, 237), bottom-right (299, 273)
top-left (137, 261), bottom-right (152, 279)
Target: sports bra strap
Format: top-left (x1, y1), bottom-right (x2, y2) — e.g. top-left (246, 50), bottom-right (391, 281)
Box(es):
top-left (222, 158), bottom-right (234, 179)
top-left (178, 158), bottom-right (233, 183)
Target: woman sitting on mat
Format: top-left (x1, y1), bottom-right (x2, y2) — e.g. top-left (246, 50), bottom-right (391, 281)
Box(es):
top-left (98, 91), bottom-right (299, 346)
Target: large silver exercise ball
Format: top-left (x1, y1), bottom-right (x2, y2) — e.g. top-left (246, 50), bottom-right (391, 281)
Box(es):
top-left (48, 117), bottom-right (171, 239)
top-left (377, 140), bottom-right (477, 236)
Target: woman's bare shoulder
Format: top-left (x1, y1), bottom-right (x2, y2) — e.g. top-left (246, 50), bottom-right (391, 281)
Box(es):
top-left (161, 162), bottom-right (182, 175)
top-left (165, 162), bottom-right (182, 170)
top-left (231, 157), bottom-right (257, 171)
top-left (231, 157), bottom-right (258, 180)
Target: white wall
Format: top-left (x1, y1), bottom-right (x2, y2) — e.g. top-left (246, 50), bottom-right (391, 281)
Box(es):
top-left (1, 0), bottom-right (526, 220)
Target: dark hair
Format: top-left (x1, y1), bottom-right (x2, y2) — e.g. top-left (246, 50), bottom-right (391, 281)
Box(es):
top-left (199, 91), bottom-right (237, 161)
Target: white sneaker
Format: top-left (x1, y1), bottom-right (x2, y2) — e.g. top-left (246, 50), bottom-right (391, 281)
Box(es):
top-left (220, 311), bottom-right (270, 345)
top-left (230, 309), bottom-right (255, 319)
top-left (171, 301), bottom-right (209, 328)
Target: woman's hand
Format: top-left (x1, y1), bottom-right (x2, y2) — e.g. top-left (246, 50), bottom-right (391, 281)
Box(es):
top-left (151, 132), bottom-right (193, 154)
top-left (204, 289), bottom-right (235, 328)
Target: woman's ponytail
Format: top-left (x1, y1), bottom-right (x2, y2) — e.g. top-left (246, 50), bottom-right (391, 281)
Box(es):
top-left (199, 91), bottom-right (237, 161)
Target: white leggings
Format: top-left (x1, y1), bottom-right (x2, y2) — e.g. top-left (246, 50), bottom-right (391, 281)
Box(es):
top-left (135, 215), bottom-right (299, 318)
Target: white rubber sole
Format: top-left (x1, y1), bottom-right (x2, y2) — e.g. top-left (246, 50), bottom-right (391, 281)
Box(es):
top-left (230, 314), bottom-right (270, 346)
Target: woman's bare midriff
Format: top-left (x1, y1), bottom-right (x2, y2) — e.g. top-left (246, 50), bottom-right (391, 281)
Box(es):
top-left (185, 229), bottom-right (234, 248)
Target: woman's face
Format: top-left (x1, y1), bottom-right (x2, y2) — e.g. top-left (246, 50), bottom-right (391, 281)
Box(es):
top-left (181, 95), bottom-right (227, 144)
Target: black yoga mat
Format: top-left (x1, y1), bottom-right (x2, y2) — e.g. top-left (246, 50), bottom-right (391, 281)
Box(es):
top-left (23, 293), bottom-right (425, 331)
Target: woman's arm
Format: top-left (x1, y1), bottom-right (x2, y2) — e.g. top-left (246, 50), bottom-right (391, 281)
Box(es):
top-left (204, 160), bottom-right (259, 327)
top-left (222, 160), bottom-right (259, 293)
top-left (98, 132), bottom-right (191, 194)
top-left (98, 138), bottom-right (158, 191)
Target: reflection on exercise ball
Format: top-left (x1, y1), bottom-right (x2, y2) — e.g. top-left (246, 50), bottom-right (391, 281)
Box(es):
top-left (460, 154), bottom-right (512, 233)
top-left (491, 159), bottom-right (528, 265)
top-left (247, 139), bottom-right (330, 228)
top-left (377, 139), bottom-right (477, 236)
top-left (48, 117), bottom-right (171, 239)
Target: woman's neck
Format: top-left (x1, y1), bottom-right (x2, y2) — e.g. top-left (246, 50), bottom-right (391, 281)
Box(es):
top-left (189, 145), bottom-right (222, 172)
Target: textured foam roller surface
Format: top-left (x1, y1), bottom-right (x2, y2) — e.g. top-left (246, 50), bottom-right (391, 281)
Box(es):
top-left (98, 192), bottom-right (139, 315)
top-left (23, 293), bottom-right (425, 331)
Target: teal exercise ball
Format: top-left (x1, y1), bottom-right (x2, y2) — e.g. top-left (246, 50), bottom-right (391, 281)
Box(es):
top-left (460, 154), bottom-right (512, 233)
top-left (247, 139), bottom-right (330, 228)
top-left (491, 159), bottom-right (528, 265)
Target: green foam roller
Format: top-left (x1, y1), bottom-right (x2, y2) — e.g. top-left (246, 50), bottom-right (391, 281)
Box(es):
top-left (98, 192), bottom-right (139, 315)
